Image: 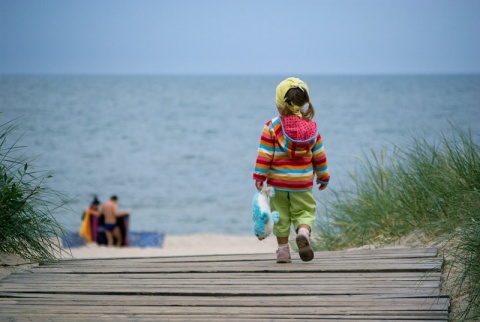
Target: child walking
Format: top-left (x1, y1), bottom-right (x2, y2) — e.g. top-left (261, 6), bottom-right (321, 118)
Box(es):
top-left (253, 77), bottom-right (330, 263)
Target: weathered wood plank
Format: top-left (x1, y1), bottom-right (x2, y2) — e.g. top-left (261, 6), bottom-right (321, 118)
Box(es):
top-left (0, 304), bottom-right (451, 316)
top-left (0, 286), bottom-right (443, 296)
top-left (0, 271), bottom-right (442, 284)
top-left (0, 295), bottom-right (450, 309)
top-left (44, 251), bottom-right (442, 265)
top-left (0, 292), bottom-right (450, 303)
top-left (35, 261), bottom-right (443, 271)
top-left (0, 279), bottom-right (441, 289)
top-left (0, 314), bottom-right (450, 322)
top-left (5, 271), bottom-right (442, 281)
top-left (55, 247), bottom-right (440, 264)
top-left (28, 259), bottom-right (443, 274)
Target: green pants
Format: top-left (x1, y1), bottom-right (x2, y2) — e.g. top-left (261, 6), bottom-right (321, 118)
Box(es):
top-left (270, 190), bottom-right (316, 237)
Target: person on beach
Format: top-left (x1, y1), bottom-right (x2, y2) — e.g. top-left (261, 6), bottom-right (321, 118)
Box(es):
top-left (82, 196), bottom-right (101, 220)
top-left (79, 196), bottom-right (101, 243)
top-left (100, 195), bottom-right (130, 247)
top-left (253, 77), bottom-right (330, 263)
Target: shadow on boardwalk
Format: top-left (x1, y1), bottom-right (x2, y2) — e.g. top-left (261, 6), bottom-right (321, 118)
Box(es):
top-left (0, 247), bottom-right (449, 321)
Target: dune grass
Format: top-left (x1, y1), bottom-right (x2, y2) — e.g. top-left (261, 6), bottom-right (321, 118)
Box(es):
top-left (0, 118), bottom-right (67, 263)
top-left (314, 124), bottom-right (480, 321)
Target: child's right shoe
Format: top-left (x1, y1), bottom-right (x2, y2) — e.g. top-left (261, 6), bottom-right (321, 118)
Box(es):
top-left (296, 234), bottom-right (314, 262)
top-left (276, 246), bottom-right (291, 263)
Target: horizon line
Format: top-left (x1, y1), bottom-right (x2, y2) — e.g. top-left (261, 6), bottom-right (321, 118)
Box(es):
top-left (2, 72), bottom-right (480, 77)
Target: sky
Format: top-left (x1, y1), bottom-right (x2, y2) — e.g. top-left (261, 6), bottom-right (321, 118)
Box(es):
top-left (1, 0), bottom-right (479, 75)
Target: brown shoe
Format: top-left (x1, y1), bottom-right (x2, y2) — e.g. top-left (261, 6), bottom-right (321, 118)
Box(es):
top-left (296, 234), bottom-right (314, 262)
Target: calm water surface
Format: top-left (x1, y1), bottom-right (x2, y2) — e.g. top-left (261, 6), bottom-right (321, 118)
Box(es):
top-left (1, 75), bottom-right (479, 235)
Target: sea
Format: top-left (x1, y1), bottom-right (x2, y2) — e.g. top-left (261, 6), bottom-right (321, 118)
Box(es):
top-left (1, 75), bottom-right (479, 236)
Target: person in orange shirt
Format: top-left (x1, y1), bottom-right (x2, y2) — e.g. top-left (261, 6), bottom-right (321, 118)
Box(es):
top-left (79, 196), bottom-right (101, 243)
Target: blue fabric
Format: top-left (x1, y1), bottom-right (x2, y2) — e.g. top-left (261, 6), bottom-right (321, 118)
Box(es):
top-left (104, 223), bottom-right (116, 231)
top-left (128, 231), bottom-right (165, 248)
top-left (61, 231), bottom-right (165, 248)
top-left (61, 233), bottom-right (86, 248)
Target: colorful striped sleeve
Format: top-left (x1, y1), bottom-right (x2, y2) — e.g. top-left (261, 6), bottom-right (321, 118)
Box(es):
top-left (253, 121), bottom-right (274, 182)
top-left (312, 133), bottom-right (330, 185)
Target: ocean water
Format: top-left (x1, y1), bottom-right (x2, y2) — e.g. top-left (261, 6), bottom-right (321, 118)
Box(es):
top-left (1, 75), bottom-right (479, 235)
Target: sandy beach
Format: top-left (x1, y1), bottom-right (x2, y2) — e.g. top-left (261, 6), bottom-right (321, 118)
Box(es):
top-left (58, 234), bottom-right (279, 259)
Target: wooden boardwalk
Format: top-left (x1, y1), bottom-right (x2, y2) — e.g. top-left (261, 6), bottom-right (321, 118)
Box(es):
top-left (0, 247), bottom-right (449, 321)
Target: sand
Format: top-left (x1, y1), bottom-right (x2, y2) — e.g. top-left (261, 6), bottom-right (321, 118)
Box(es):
top-left (57, 234), bottom-right (279, 259)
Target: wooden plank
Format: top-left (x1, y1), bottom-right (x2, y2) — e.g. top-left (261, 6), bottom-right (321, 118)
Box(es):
top-left (107, 250), bottom-right (440, 263)
top-left (0, 314), bottom-right (449, 322)
top-left (44, 251), bottom-right (442, 266)
top-left (1, 272), bottom-right (442, 284)
top-left (55, 247), bottom-right (440, 264)
top-left (0, 285), bottom-right (443, 296)
top-left (36, 260), bottom-right (443, 271)
top-left (0, 295), bottom-right (450, 309)
top-left (0, 279), bottom-right (441, 289)
top-left (5, 271), bottom-right (442, 281)
top-left (0, 304), bottom-right (450, 315)
top-left (0, 292), bottom-right (450, 303)
top-left (28, 259), bottom-right (443, 274)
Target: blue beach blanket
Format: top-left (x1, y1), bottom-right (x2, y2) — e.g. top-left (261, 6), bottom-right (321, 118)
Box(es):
top-left (61, 231), bottom-right (165, 248)
top-left (128, 231), bottom-right (165, 248)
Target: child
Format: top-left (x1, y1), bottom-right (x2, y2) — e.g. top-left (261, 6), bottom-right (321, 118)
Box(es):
top-left (253, 77), bottom-right (330, 263)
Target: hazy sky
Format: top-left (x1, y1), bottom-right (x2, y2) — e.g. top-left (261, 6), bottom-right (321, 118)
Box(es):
top-left (1, 0), bottom-right (479, 75)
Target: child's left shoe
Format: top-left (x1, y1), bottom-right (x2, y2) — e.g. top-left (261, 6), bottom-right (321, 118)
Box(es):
top-left (296, 234), bottom-right (314, 262)
top-left (276, 246), bottom-right (292, 263)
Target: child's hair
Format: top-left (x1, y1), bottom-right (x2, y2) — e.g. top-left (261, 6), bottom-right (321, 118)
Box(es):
top-left (279, 88), bottom-right (315, 121)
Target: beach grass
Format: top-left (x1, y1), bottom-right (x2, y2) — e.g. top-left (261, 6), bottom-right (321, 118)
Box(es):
top-left (0, 117), bottom-right (67, 263)
top-left (314, 124), bottom-right (480, 321)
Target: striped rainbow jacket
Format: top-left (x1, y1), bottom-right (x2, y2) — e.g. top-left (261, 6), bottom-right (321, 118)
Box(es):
top-left (252, 115), bottom-right (330, 192)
